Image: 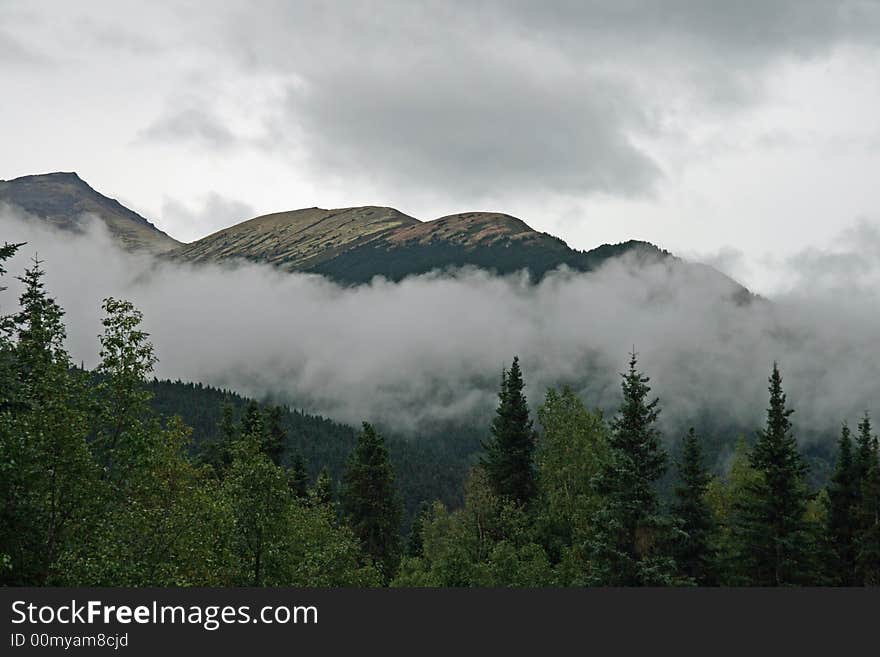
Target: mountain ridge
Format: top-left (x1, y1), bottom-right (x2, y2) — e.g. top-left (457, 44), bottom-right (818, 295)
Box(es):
top-left (0, 171), bottom-right (751, 297)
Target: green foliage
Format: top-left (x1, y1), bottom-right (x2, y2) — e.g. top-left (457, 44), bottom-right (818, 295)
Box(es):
top-left (311, 466), bottom-right (335, 508)
top-left (263, 405), bottom-right (287, 466)
top-left (92, 297), bottom-right (158, 477)
top-left (0, 257), bottom-right (380, 586)
top-left (854, 415), bottom-right (880, 584)
top-left (222, 431), bottom-right (380, 586)
top-left (534, 386), bottom-right (610, 569)
top-left (671, 428), bottom-right (717, 585)
top-left (705, 437), bottom-right (761, 585)
top-left (406, 502), bottom-right (429, 558)
top-left (288, 451), bottom-right (310, 499)
top-left (241, 400), bottom-right (264, 442)
top-left (340, 423), bottom-right (403, 582)
top-left (1, 251), bottom-right (877, 588)
top-left (481, 357), bottom-right (537, 506)
top-left (586, 352), bottom-right (678, 586)
top-left (57, 417), bottom-right (235, 585)
top-left (392, 468), bottom-right (552, 587)
top-left (198, 401), bottom-right (235, 474)
top-left (0, 259), bottom-right (96, 584)
top-left (827, 423), bottom-right (859, 584)
top-left (730, 364), bottom-right (816, 585)
top-left (222, 432), bottom-right (291, 585)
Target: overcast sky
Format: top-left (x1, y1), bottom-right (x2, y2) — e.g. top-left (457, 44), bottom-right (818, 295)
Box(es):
top-left (2, 0), bottom-right (880, 293)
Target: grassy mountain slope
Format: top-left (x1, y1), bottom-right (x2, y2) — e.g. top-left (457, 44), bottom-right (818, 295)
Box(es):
top-left (169, 206), bottom-right (420, 269)
top-left (170, 205), bottom-right (748, 295)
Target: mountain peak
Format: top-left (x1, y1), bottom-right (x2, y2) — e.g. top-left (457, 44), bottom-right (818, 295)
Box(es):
top-left (0, 171), bottom-right (180, 253)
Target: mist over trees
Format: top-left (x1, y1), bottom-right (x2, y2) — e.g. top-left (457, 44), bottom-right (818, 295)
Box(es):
top-left (1, 245), bottom-right (879, 586)
top-left (5, 211), bottom-right (880, 444)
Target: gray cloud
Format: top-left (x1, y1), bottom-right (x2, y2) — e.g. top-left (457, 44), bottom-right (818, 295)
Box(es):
top-left (0, 29), bottom-right (49, 66)
top-left (7, 1), bottom-right (879, 230)
top-left (160, 193), bottom-right (255, 242)
top-left (152, 0), bottom-right (878, 202)
top-left (84, 22), bottom-right (161, 55)
top-left (139, 106), bottom-right (240, 151)
top-left (783, 218), bottom-right (880, 294)
top-left (285, 62), bottom-right (658, 198)
top-left (3, 207), bottom-right (879, 445)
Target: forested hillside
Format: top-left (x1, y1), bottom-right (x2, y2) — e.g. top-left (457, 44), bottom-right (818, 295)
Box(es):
top-left (1, 243), bottom-right (878, 587)
top-left (145, 379), bottom-right (476, 525)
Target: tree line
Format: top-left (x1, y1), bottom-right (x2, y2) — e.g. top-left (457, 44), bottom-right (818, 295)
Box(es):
top-left (396, 356), bottom-right (879, 585)
top-left (1, 244), bottom-right (878, 586)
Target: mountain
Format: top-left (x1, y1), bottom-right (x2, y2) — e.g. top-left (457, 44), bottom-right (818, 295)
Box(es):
top-left (0, 172), bottom-right (180, 253)
top-left (170, 205), bottom-right (420, 270)
top-left (1, 172), bottom-right (751, 298)
top-left (170, 205), bottom-right (738, 292)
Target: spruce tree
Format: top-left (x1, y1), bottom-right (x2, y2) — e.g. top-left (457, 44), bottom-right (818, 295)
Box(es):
top-left (480, 356), bottom-right (536, 506)
top-left (288, 451), bottom-right (309, 499)
top-left (587, 351), bottom-right (676, 585)
top-left (733, 363), bottom-right (813, 585)
top-left (263, 405), bottom-right (286, 466)
top-left (241, 400), bottom-right (263, 439)
top-left (827, 423), bottom-right (859, 585)
top-left (0, 259), bottom-right (95, 584)
top-left (854, 417), bottom-right (880, 584)
top-left (311, 467), bottom-right (334, 508)
top-left (406, 502), bottom-right (429, 558)
top-left (671, 428), bottom-right (716, 585)
top-left (199, 401), bottom-right (236, 474)
top-left (340, 422), bottom-right (402, 582)
top-left (854, 413), bottom-right (875, 485)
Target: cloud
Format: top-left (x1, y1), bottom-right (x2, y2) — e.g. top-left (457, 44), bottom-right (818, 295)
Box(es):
top-left (139, 107), bottom-right (241, 151)
top-left (160, 193), bottom-right (255, 242)
top-left (181, 0), bottom-right (880, 202)
top-left (284, 59), bottom-right (659, 198)
top-left (0, 29), bottom-right (49, 66)
top-left (782, 218), bottom-right (880, 294)
top-left (3, 207), bottom-right (880, 447)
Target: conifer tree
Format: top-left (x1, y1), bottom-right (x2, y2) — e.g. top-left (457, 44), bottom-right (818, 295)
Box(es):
top-left (263, 405), bottom-right (286, 466)
top-left (854, 413), bottom-right (875, 486)
top-left (407, 502), bottom-right (429, 558)
top-left (219, 401), bottom-right (237, 443)
top-left (671, 428), bottom-right (716, 585)
top-left (854, 416), bottom-right (880, 584)
top-left (0, 259), bottom-right (95, 584)
top-left (733, 363), bottom-right (813, 585)
top-left (828, 422), bottom-right (859, 585)
top-left (241, 400), bottom-right (263, 439)
top-left (199, 401), bottom-right (236, 474)
top-left (481, 356), bottom-right (536, 506)
top-left (288, 451), bottom-right (309, 499)
top-left (587, 351), bottom-right (676, 585)
top-left (311, 467), bottom-right (334, 508)
top-left (340, 422), bottom-right (402, 582)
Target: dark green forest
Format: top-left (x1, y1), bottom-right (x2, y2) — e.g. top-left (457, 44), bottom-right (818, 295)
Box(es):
top-left (1, 243), bottom-right (878, 586)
